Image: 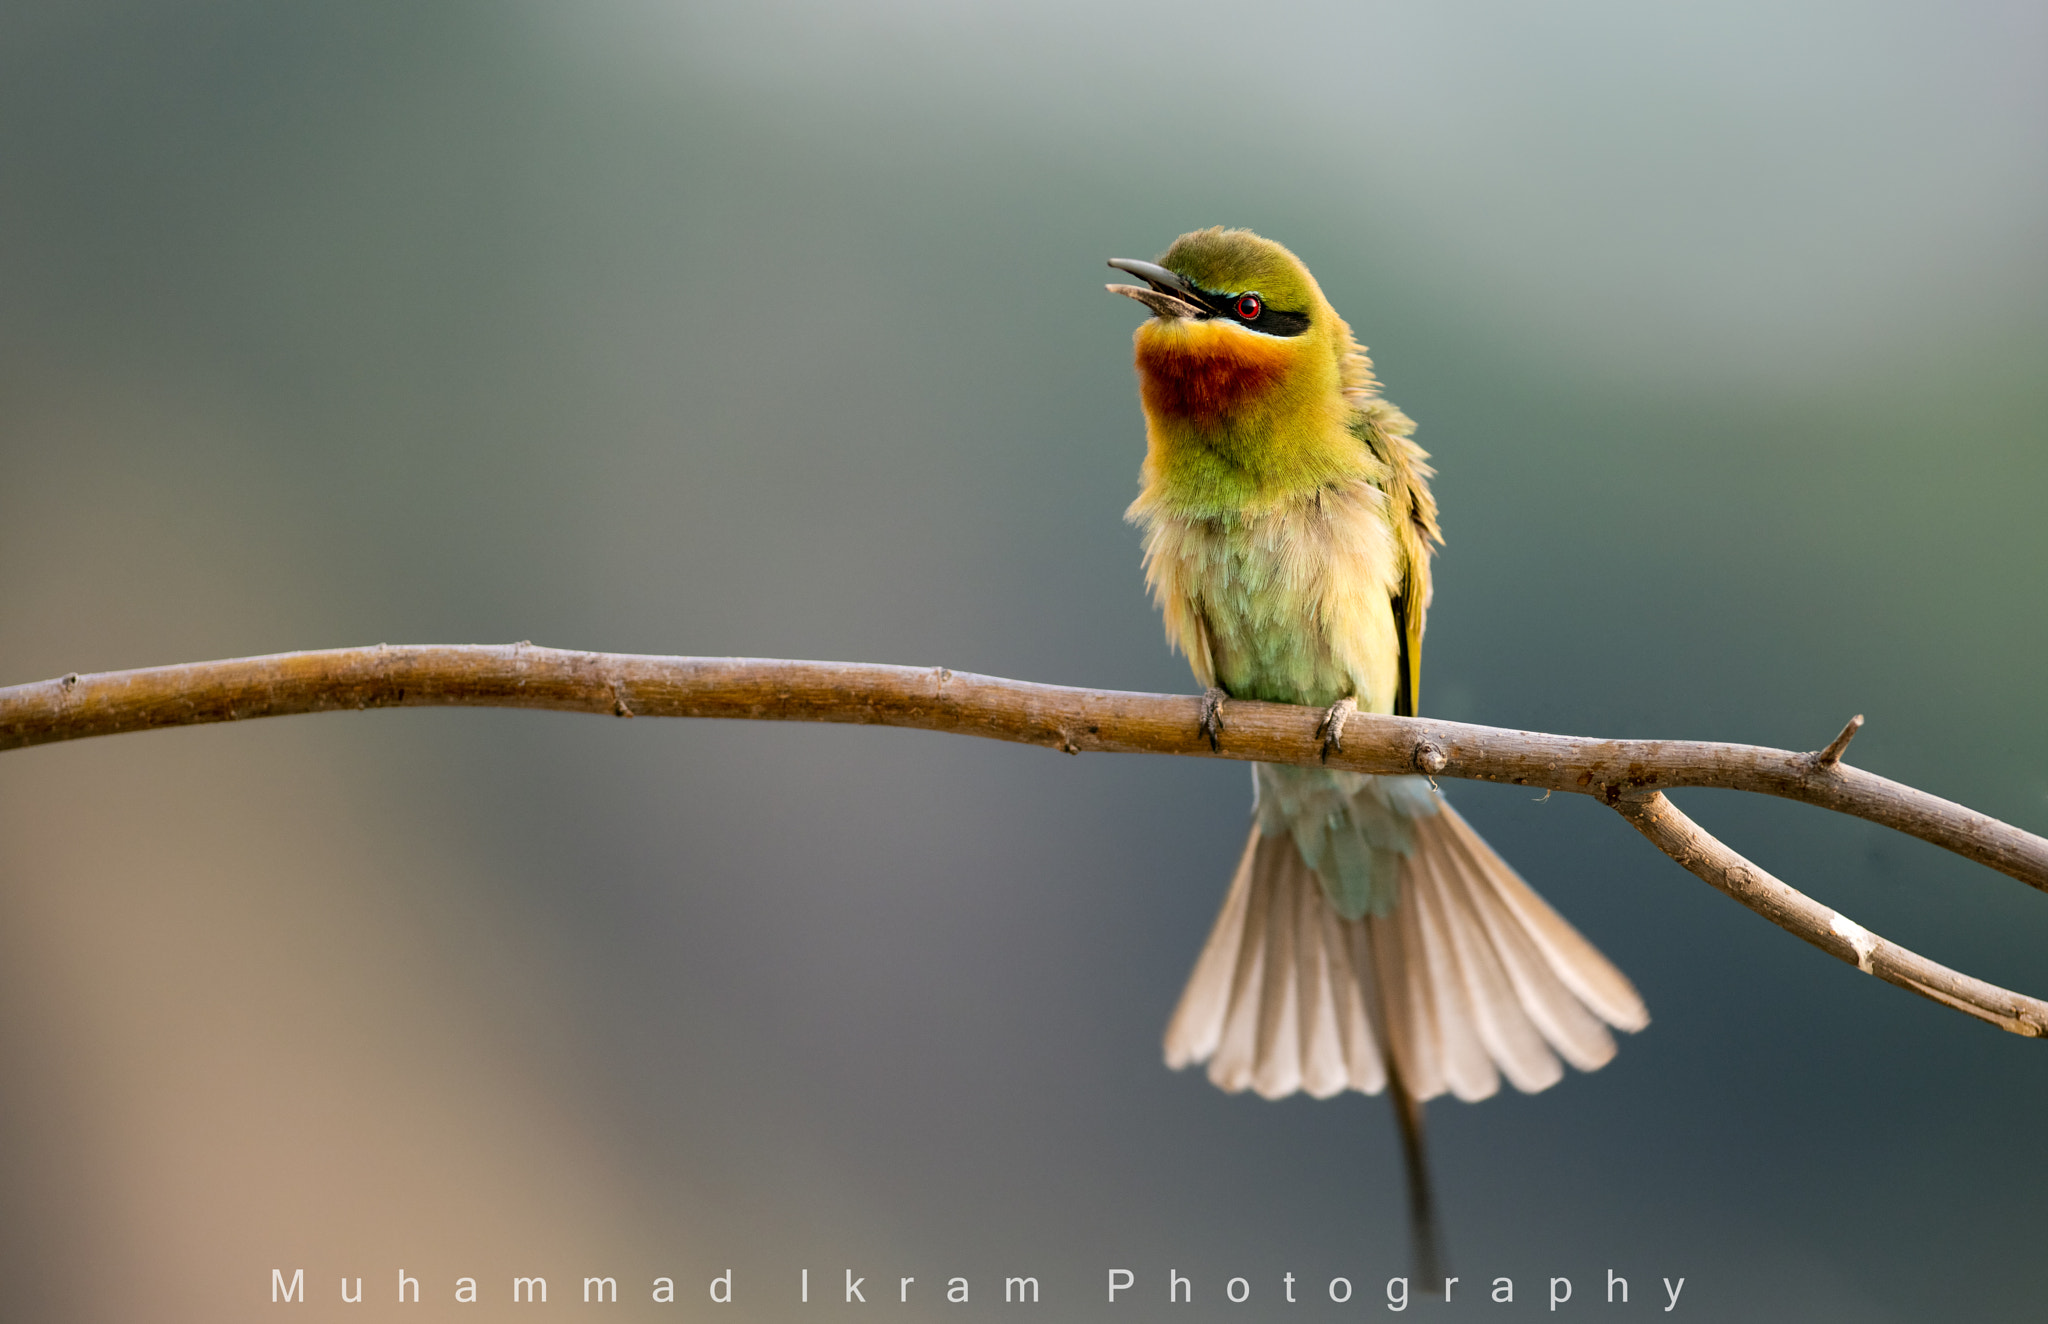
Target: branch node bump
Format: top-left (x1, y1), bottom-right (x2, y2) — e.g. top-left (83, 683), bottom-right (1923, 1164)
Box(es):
top-left (1828, 909), bottom-right (1879, 973)
top-left (1815, 714), bottom-right (1865, 767)
top-left (1413, 740), bottom-right (1447, 775)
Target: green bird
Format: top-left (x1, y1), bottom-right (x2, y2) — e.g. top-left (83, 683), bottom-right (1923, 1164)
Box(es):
top-left (1107, 228), bottom-right (1648, 1281)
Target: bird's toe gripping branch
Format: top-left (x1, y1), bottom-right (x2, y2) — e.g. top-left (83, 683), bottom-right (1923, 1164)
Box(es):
top-left (1198, 687), bottom-right (1229, 751)
top-left (1317, 696), bottom-right (1358, 763)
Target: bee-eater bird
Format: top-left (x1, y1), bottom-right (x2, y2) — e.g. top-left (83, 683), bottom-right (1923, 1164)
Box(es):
top-left (1107, 228), bottom-right (1648, 1281)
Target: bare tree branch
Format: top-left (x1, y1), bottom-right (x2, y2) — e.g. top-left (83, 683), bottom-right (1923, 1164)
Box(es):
top-left (1615, 793), bottom-right (2046, 1036)
top-left (4, 644), bottom-right (2043, 1037)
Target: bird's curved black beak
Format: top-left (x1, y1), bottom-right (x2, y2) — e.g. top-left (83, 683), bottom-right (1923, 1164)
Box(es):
top-left (1106, 258), bottom-right (1210, 320)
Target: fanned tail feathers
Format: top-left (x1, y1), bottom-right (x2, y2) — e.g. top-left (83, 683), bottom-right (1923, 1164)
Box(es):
top-left (1164, 798), bottom-right (1647, 1103)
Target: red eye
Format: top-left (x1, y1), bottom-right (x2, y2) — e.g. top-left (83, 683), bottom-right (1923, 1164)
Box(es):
top-left (1234, 294), bottom-right (1262, 320)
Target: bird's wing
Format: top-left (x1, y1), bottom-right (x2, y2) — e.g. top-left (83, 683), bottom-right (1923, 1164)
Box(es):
top-left (1392, 518), bottom-right (1430, 720)
top-left (1391, 585), bottom-right (1422, 720)
top-left (1344, 371), bottom-right (1438, 718)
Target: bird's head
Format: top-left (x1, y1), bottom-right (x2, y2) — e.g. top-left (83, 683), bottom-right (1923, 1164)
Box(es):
top-left (1107, 227), bottom-right (1347, 434)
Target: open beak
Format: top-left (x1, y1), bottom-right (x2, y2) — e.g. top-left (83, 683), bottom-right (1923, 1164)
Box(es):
top-left (1106, 258), bottom-right (1209, 320)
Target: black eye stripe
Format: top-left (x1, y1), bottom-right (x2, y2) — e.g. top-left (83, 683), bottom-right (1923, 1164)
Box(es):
top-left (1178, 280), bottom-right (1312, 338)
top-left (1245, 306), bottom-right (1311, 337)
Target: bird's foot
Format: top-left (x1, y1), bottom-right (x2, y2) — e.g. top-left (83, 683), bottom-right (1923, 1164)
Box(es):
top-left (1317, 696), bottom-right (1358, 763)
top-left (1198, 687), bottom-right (1229, 751)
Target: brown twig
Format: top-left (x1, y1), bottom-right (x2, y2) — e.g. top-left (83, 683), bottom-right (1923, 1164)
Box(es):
top-left (1615, 792), bottom-right (2046, 1036)
top-left (1815, 713), bottom-right (1864, 767)
top-left (3, 645), bottom-right (2043, 1037)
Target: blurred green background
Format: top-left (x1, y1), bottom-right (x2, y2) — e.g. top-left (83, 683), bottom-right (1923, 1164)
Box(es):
top-left (3, 2), bottom-right (2044, 1319)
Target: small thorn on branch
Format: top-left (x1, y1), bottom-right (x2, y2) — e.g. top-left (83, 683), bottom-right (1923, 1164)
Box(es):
top-left (1815, 714), bottom-right (1865, 768)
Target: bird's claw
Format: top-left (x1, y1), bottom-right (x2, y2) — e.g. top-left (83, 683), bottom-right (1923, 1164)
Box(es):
top-left (1198, 687), bottom-right (1228, 751)
top-left (1317, 696), bottom-right (1357, 763)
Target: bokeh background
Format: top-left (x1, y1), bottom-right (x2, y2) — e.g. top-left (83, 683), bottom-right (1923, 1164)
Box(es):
top-left (3, 2), bottom-right (2045, 1319)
